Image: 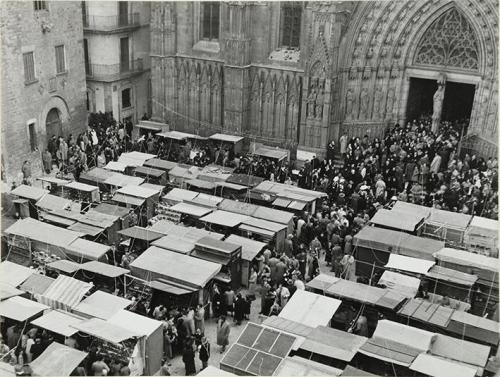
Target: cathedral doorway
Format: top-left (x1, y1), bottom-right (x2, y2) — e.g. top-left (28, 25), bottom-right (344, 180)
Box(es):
top-left (441, 81), bottom-right (475, 122)
top-left (46, 107), bottom-right (63, 139)
top-left (405, 78), bottom-right (437, 121)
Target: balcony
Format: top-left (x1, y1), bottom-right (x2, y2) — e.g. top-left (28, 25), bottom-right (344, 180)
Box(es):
top-left (83, 12), bottom-right (140, 33)
top-left (86, 59), bottom-right (146, 81)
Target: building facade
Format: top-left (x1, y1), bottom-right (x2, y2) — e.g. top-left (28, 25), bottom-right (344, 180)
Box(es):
top-left (150, 0), bottom-right (498, 157)
top-left (83, 1), bottom-right (151, 125)
top-left (1, 0), bottom-right (88, 180)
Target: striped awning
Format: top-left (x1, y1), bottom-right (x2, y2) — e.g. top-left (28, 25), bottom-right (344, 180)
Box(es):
top-left (38, 275), bottom-right (93, 311)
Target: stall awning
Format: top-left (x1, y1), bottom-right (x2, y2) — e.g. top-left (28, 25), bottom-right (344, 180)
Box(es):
top-left (46, 260), bottom-right (81, 274)
top-left (134, 165), bottom-right (165, 178)
top-left (149, 220), bottom-right (188, 235)
top-left (118, 152), bottom-right (157, 167)
top-left (397, 299), bottom-right (454, 328)
top-left (467, 216), bottom-right (498, 236)
top-left (392, 201), bottom-right (431, 219)
top-left (10, 185), bottom-right (49, 200)
top-left (149, 280), bottom-right (197, 295)
top-left (73, 291), bottom-right (132, 320)
top-left (4, 218), bottom-right (83, 248)
top-left (254, 180), bottom-right (327, 199)
top-left (191, 249), bottom-right (231, 265)
top-left (409, 353), bottom-right (477, 377)
top-left (112, 193), bottom-right (145, 207)
top-left (279, 290), bottom-right (341, 328)
top-left (35, 193), bottom-right (77, 212)
top-left (38, 275), bottom-right (92, 310)
top-left (427, 265), bottom-right (478, 286)
top-left (162, 188), bottom-right (199, 203)
top-left (71, 317), bottom-right (140, 344)
top-left (129, 246), bottom-right (221, 289)
top-left (253, 147), bottom-right (288, 162)
top-left (31, 310), bottom-right (84, 337)
top-left (209, 133), bottom-right (244, 143)
top-left (384, 254), bottom-right (435, 275)
top-left (196, 236), bottom-right (241, 255)
top-left (67, 222), bottom-right (103, 237)
top-left (430, 333), bottom-right (491, 370)
top-left (200, 210), bottom-right (249, 227)
top-left (189, 193), bottom-right (224, 208)
top-left (426, 208), bottom-right (472, 229)
top-left (326, 279), bottom-right (386, 305)
top-left (239, 224), bottom-right (276, 238)
top-left (39, 212), bottom-right (77, 227)
top-left (66, 238), bottom-right (110, 261)
top-left (242, 217), bottom-right (286, 233)
top-left (225, 235), bottom-right (266, 261)
top-left (18, 274), bottom-right (54, 296)
top-left (65, 181), bottom-right (99, 192)
top-left (118, 226), bottom-right (163, 242)
top-left (107, 309), bottom-right (163, 336)
top-left (116, 185), bottom-right (159, 199)
top-left (30, 342), bottom-right (88, 376)
top-left (253, 206), bottom-right (294, 225)
top-left (341, 366), bottom-right (380, 377)
top-left (0, 362), bottom-right (16, 377)
top-left (135, 121), bottom-right (163, 131)
top-left (37, 176), bottom-right (71, 186)
top-left (216, 182), bottom-right (247, 191)
top-left (196, 366), bottom-right (236, 376)
top-left (217, 199), bottom-right (258, 216)
top-left (104, 174), bottom-right (144, 187)
top-left (105, 161), bottom-right (128, 172)
top-left (140, 182), bottom-right (165, 194)
top-left (169, 202), bottom-right (214, 217)
top-left (378, 271), bottom-right (420, 298)
top-left (143, 158), bottom-right (177, 171)
top-left (80, 167), bottom-right (114, 184)
top-left (370, 208), bottom-right (424, 232)
top-left (93, 203), bottom-right (131, 219)
top-left (433, 247), bottom-right (498, 278)
top-left (306, 274), bottom-right (340, 292)
top-left (274, 356), bottom-right (343, 376)
top-left (157, 130), bottom-right (198, 140)
top-left (359, 320), bottom-right (435, 367)
top-left (0, 283), bottom-right (24, 301)
top-left (152, 235), bottom-right (196, 254)
top-left (300, 326), bottom-right (367, 362)
top-left (0, 261), bottom-right (35, 287)
top-left (0, 296), bottom-right (49, 321)
top-left (81, 261), bottom-right (129, 278)
top-left (446, 310), bottom-right (500, 345)
top-left (186, 179), bottom-right (217, 190)
top-left (184, 227), bottom-right (225, 242)
top-left (226, 174), bottom-right (264, 188)
top-left (262, 316), bottom-right (314, 339)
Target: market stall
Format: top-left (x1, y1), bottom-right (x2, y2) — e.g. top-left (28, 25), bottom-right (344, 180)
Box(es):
top-left (104, 161), bottom-right (130, 174)
top-left (353, 226), bottom-right (445, 278)
top-left (64, 238), bottom-right (111, 263)
top-left (117, 226), bottom-right (164, 253)
top-left (140, 182), bottom-right (167, 196)
top-left (79, 167), bottom-right (115, 193)
top-left (78, 261), bottom-right (129, 293)
top-left (133, 120), bottom-right (168, 139)
top-left (0, 261), bottom-right (35, 288)
top-left (107, 309), bottom-right (164, 376)
top-left (112, 185), bottom-right (160, 223)
top-left (226, 174), bottom-right (264, 189)
top-left (239, 217), bottom-right (287, 252)
top-left (93, 203), bottom-right (132, 231)
top-left (142, 158), bottom-right (177, 173)
top-left (369, 208), bottom-right (425, 235)
top-left (224, 235), bottom-right (266, 287)
top-left (10, 184), bottom-right (49, 219)
top-left (464, 216), bottom-right (499, 257)
top-left (208, 133), bottom-right (244, 155)
top-left (168, 202), bottom-right (214, 224)
top-left (445, 308), bottom-right (500, 348)
top-left (73, 290), bottom-right (132, 320)
top-left (63, 181), bottom-right (100, 203)
top-left (397, 298), bottom-right (455, 330)
top-left (0, 296), bottom-right (49, 322)
top-left (278, 289), bottom-right (341, 328)
top-left (37, 176), bottom-right (71, 195)
top-left (425, 265), bottom-right (478, 301)
top-left (409, 353), bottom-right (476, 377)
top-left (168, 164), bottom-right (202, 188)
top-left (192, 237), bottom-right (242, 290)
top-left (29, 342), bottom-right (88, 376)
top-left (118, 151), bottom-right (157, 169)
top-left (67, 209), bottom-right (121, 245)
top-left (422, 208), bottom-right (472, 247)
top-left (38, 275), bottom-right (92, 311)
top-left (18, 273), bottom-right (54, 298)
top-left (185, 178), bottom-right (218, 195)
top-left (133, 166), bottom-right (168, 185)
top-left (377, 271), bottom-right (421, 298)
top-left (3, 218), bottom-right (83, 264)
top-left (199, 210), bottom-right (250, 235)
top-left (252, 144), bottom-right (289, 163)
top-left (103, 173), bottom-right (145, 193)
top-left (31, 309), bottom-right (85, 338)
top-left (129, 246), bottom-right (221, 308)
top-left (216, 181), bottom-right (248, 200)
top-left (46, 260), bottom-right (81, 276)
top-left (152, 235), bottom-right (197, 255)
top-left (0, 283), bottom-right (24, 302)
top-left (189, 192), bottom-right (224, 208)
top-left (149, 220), bottom-right (224, 241)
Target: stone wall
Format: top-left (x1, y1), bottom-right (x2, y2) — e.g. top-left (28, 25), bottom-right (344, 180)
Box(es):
top-left (1, 1), bottom-right (87, 181)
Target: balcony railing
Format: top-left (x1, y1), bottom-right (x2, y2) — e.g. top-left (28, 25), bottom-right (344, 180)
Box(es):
top-left (83, 12), bottom-right (140, 31)
top-left (86, 59), bottom-right (145, 81)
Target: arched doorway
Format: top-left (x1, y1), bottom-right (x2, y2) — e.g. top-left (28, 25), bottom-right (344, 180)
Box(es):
top-left (46, 108), bottom-right (63, 139)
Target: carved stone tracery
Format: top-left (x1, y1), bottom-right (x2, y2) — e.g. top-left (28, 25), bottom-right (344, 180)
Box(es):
top-left (414, 8), bottom-right (480, 70)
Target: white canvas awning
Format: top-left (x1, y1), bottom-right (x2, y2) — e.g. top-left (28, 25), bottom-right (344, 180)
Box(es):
top-left (378, 271), bottom-right (420, 298)
top-left (31, 310), bottom-right (85, 337)
top-left (0, 296), bottom-right (49, 321)
top-left (410, 354), bottom-right (477, 377)
top-left (385, 254), bottom-right (435, 275)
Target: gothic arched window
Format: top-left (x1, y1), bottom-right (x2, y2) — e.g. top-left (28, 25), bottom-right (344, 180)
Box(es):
top-left (414, 8), bottom-right (479, 71)
top-left (201, 2), bottom-right (220, 41)
top-left (280, 2), bottom-right (302, 49)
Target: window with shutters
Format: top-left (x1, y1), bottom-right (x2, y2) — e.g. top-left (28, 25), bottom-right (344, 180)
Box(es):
top-left (23, 52), bottom-right (36, 84)
top-left (34, 1), bottom-right (47, 11)
top-left (201, 2), bottom-right (220, 41)
top-left (55, 45), bottom-right (66, 74)
top-left (280, 2), bottom-right (302, 49)
top-left (28, 123), bottom-right (37, 152)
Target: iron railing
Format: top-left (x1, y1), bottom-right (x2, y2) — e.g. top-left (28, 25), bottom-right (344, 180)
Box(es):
top-left (86, 58), bottom-right (144, 80)
top-left (83, 12), bottom-right (140, 31)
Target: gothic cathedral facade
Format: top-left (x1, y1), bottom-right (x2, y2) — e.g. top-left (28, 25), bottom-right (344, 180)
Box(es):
top-left (150, 1), bottom-right (498, 157)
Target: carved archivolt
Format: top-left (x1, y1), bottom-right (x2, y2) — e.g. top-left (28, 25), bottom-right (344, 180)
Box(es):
top-left (414, 8), bottom-right (480, 71)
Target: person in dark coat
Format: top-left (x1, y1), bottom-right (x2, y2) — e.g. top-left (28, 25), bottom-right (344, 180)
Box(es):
top-left (212, 286), bottom-right (223, 318)
top-left (182, 340), bottom-right (196, 376)
top-left (233, 293), bottom-right (245, 325)
top-left (198, 337), bottom-right (210, 370)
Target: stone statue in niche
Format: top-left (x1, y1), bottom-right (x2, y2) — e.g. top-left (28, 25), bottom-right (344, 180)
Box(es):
top-left (360, 88), bottom-right (369, 118)
top-left (373, 87), bottom-right (383, 118)
top-left (345, 89), bottom-right (354, 119)
top-left (386, 88), bottom-right (395, 119)
top-left (307, 86), bottom-right (317, 118)
top-left (315, 87), bottom-right (324, 119)
top-left (432, 84), bottom-right (445, 134)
